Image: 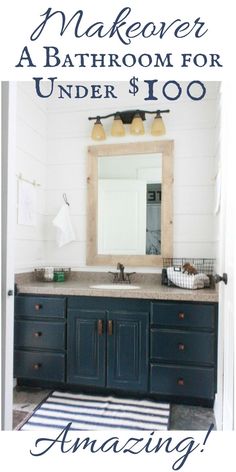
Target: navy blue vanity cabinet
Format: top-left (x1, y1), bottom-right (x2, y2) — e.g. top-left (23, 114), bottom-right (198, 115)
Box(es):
top-left (14, 295), bottom-right (66, 382)
top-left (149, 301), bottom-right (218, 406)
top-left (14, 293), bottom-right (218, 406)
top-left (67, 297), bottom-right (149, 393)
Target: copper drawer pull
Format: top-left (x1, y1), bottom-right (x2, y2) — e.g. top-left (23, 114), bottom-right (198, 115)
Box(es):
top-left (178, 343), bottom-right (185, 351)
top-left (34, 304), bottom-right (42, 311)
top-left (177, 378), bottom-right (185, 386)
top-left (33, 332), bottom-right (42, 337)
top-left (97, 319), bottom-right (103, 336)
top-left (32, 363), bottom-right (41, 370)
top-left (108, 320), bottom-right (113, 336)
top-left (178, 312), bottom-right (185, 320)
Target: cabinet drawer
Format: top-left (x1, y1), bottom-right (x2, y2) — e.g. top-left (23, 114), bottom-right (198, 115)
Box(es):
top-left (151, 302), bottom-right (215, 329)
top-left (150, 364), bottom-right (215, 399)
top-left (150, 329), bottom-right (214, 364)
top-left (14, 350), bottom-right (65, 381)
top-left (14, 320), bottom-right (65, 350)
top-left (15, 296), bottom-right (66, 318)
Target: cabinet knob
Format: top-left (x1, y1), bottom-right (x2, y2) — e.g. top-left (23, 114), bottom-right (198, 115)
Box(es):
top-left (34, 304), bottom-right (42, 311)
top-left (178, 312), bottom-right (185, 320)
top-left (32, 363), bottom-right (41, 370)
top-left (33, 332), bottom-right (42, 337)
top-left (177, 378), bottom-right (185, 386)
top-left (178, 343), bottom-right (185, 351)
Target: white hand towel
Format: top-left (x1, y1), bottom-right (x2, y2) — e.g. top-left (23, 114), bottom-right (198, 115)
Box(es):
top-left (52, 204), bottom-right (76, 247)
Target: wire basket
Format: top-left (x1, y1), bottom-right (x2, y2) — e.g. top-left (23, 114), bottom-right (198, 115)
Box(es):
top-left (34, 267), bottom-right (71, 282)
top-left (162, 258), bottom-right (215, 289)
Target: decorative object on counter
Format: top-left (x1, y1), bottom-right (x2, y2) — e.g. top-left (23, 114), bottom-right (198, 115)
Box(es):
top-left (52, 194), bottom-right (76, 247)
top-left (88, 109), bottom-right (170, 140)
top-left (182, 263), bottom-right (198, 275)
top-left (44, 267), bottom-right (54, 282)
top-left (19, 390), bottom-right (170, 431)
top-left (53, 271), bottom-right (65, 282)
top-left (166, 267), bottom-right (210, 290)
top-left (162, 258), bottom-right (215, 289)
top-left (34, 267), bottom-right (71, 282)
top-left (108, 262), bottom-right (136, 284)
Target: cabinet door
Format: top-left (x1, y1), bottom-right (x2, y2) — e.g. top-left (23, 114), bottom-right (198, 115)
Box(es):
top-left (67, 309), bottom-right (106, 387)
top-left (107, 311), bottom-right (149, 392)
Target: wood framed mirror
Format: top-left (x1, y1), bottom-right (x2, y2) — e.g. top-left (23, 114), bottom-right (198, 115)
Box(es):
top-left (86, 140), bottom-right (173, 267)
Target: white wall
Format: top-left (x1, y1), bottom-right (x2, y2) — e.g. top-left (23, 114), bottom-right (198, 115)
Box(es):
top-left (14, 81), bottom-right (220, 272)
top-left (14, 83), bottom-right (48, 272)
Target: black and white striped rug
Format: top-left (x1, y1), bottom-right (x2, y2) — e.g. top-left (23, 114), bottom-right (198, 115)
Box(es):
top-left (20, 390), bottom-right (170, 431)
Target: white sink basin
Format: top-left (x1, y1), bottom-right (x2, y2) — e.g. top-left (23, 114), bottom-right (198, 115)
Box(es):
top-left (90, 284), bottom-right (140, 290)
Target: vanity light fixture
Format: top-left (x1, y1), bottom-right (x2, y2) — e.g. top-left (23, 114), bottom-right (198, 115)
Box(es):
top-left (88, 109), bottom-right (170, 140)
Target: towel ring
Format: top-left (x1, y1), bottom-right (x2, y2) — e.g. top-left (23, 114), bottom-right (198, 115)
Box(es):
top-left (63, 193), bottom-right (70, 206)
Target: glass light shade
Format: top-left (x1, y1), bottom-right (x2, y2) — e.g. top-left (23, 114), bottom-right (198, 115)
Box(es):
top-left (151, 115), bottom-right (166, 136)
top-left (130, 113), bottom-right (145, 135)
top-left (111, 116), bottom-right (125, 137)
top-left (91, 119), bottom-right (106, 140)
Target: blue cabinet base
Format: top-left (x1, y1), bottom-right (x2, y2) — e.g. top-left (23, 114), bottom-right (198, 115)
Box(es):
top-left (14, 294), bottom-right (218, 408)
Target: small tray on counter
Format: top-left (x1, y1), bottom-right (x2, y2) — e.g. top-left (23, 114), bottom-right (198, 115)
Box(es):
top-left (34, 267), bottom-right (71, 282)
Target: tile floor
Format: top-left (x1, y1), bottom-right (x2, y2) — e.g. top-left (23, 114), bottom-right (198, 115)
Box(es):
top-left (13, 386), bottom-right (216, 431)
top-left (13, 386), bottom-right (51, 430)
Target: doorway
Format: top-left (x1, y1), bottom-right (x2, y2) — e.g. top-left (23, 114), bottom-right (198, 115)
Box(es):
top-left (1, 81), bottom-right (235, 430)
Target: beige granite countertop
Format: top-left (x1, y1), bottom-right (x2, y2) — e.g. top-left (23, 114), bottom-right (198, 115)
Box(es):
top-left (15, 272), bottom-right (218, 303)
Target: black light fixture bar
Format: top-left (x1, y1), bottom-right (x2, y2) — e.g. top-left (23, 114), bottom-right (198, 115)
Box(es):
top-left (88, 109), bottom-right (170, 124)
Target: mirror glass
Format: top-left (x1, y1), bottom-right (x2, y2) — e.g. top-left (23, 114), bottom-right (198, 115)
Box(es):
top-left (98, 154), bottom-right (162, 255)
top-left (87, 141), bottom-right (173, 267)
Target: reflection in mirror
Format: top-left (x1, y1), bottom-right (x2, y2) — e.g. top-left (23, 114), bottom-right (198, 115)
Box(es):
top-left (98, 154), bottom-right (162, 255)
top-left (87, 141), bottom-right (173, 267)
top-left (146, 182), bottom-right (161, 255)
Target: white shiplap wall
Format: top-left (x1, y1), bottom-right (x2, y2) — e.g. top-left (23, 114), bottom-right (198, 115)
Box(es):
top-left (15, 82), bottom-right (47, 272)
top-left (15, 81), bottom-right (220, 272)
